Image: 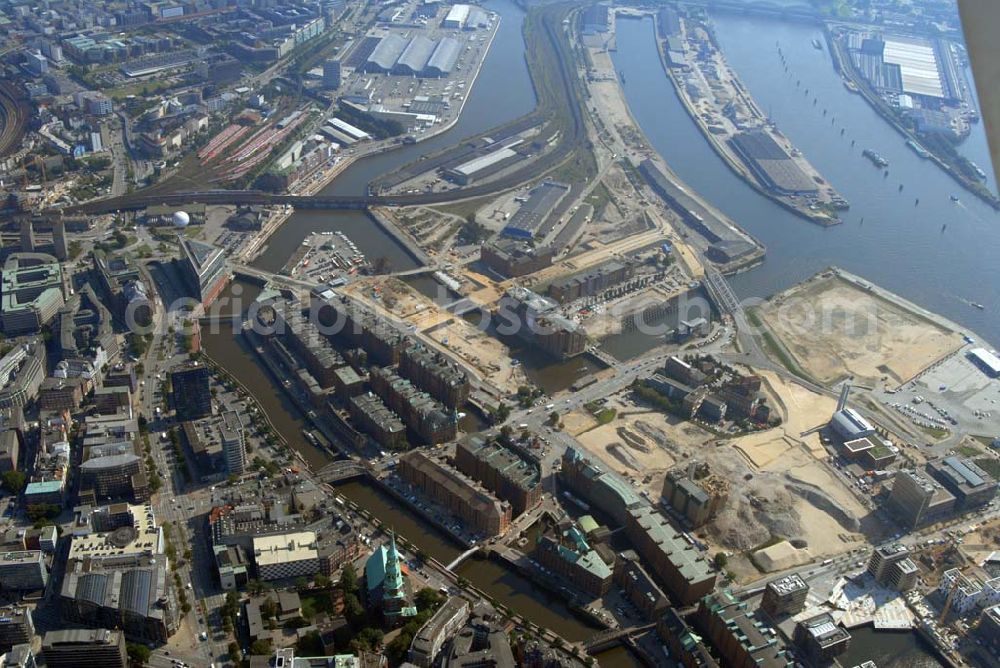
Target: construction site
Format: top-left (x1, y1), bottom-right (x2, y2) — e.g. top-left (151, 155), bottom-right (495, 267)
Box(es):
top-left (559, 359), bottom-right (879, 582)
top-left (752, 268), bottom-right (965, 388)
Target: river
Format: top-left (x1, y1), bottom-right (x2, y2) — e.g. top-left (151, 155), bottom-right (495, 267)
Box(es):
top-left (252, 0), bottom-right (537, 275)
top-left (612, 14), bottom-right (1000, 348)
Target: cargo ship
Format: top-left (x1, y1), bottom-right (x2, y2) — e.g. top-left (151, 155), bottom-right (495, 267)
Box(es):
top-left (906, 139), bottom-right (930, 159)
top-left (862, 149), bottom-right (889, 168)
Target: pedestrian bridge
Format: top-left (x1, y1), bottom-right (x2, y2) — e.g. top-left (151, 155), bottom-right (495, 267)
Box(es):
top-left (445, 547), bottom-right (480, 571)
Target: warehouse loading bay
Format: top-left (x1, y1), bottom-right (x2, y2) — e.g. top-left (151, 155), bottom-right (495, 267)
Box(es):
top-left (337, 1), bottom-right (498, 138)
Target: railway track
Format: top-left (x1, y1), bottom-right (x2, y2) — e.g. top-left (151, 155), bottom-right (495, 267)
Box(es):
top-left (57, 3), bottom-right (590, 217)
top-left (0, 79), bottom-right (29, 158)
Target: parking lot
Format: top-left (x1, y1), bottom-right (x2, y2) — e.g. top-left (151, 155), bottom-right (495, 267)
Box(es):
top-left (874, 345), bottom-right (1000, 438)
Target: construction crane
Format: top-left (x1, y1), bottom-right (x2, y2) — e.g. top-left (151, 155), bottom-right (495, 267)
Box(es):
top-left (940, 576), bottom-right (960, 623)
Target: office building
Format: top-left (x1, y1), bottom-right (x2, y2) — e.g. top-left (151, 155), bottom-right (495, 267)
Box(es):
top-left (170, 363), bottom-right (212, 421)
top-left (0, 552), bottom-right (47, 591)
top-left (657, 607), bottom-right (719, 668)
top-left (177, 238), bottom-right (229, 308)
top-left (41, 629), bottom-right (127, 668)
top-left (0, 608), bottom-right (33, 653)
top-left (977, 605), bottom-right (1000, 657)
top-left (399, 451), bottom-right (511, 537)
top-left (547, 260), bottom-right (635, 303)
top-left (536, 525), bottom-right (613, 597)
top-left (52, 220), bottom-right (67, 261)
top-left (927, 456), bottom-right (998, 511)
top-left (221, 410), bottom-right (247, 475)
top-left (938, 568), bottom-right (987, 616)
top-left (1, 253), bottom-right (64, 335)
top-left (443, 610), bottom-right (514, 668)
top-left (695, 590), bottom-right (792, 668)
top-left (0, 342), bottom-right (44, 409)
top-left (365, 533), bottom-right (416, 626)
top-left (323, 59), bottom-right (341, 89)
top-left (454, 436), bottom-right (542, 515)
top-left (761, 574), bottom-right (809, 618)
top-left (792, 613), bottom-right (851, 665)
top-left (253, 532), bottom-right (320, 581)
top-left (409, 597), bottom-right (470, 667)
top-left (0, 643), bottom-right (33, 667)
top-left (80, 441), bottom-right (147, 503)
top-left (867, 544), bottom-right (919, 591)
top-left (92, 250), bottom-right (153, 329)
top-left (0, 432), bottom-right (17, 473)
top-left (60, 558), bottom-right (176, 643)
top-left (886, 469), bottom-right (956, 528)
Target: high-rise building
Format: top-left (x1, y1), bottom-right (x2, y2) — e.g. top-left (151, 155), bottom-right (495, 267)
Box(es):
top-left (867, 544), bottom-right (919, 591)
top-left (323, 59), bottom-right (341, 89)
top-left (0, 607), bottom-right (33, 654)
top-left (221, 410), bottom-right (247, 475)
top-left (0, 552), bottom-right (47, 591)
top-left (52, 220), bottom-right (67, 261)
top-left (177, 238), bottom-right (229, 308)
top-left (1, 253), bottom-right (63, 335)
top-left (18, 222), bottom-right (33, 253)
top-left (41, 629), bottom-right (127, 668)
top-left (886, 469), bottom-right (956, 528)
top-left (170, 363), bottom-right (211, 421)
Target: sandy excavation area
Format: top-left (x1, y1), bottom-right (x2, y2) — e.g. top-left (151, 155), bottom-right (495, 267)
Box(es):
top-left (566, 365), bottom-right (883, 571)
top-left (756, 272), bottom-right (962, 387)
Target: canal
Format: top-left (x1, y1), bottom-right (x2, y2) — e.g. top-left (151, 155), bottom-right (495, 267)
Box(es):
top-left (611, 14), bottom-right (1000, 348)
top-left (200, 288), bottom-right (641, 663)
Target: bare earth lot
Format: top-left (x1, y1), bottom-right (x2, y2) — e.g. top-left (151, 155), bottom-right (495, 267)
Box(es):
top-left (757, 273), bottom-right (961, 386)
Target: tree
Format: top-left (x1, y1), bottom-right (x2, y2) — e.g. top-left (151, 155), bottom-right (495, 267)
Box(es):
top-left (228, 642), bottom-right (241, 664)
top-left (295, 576), bottom-right (310, 591)
top-left (260, 596), bottom-right (278, 620)
top-left (1, 470), bottom-right (25, 494)
top-left (249, 639), bottom-right (273, 656)
top-left (340, 563), bottom-right (359, 595)
top-left (414, 587), bottom-right (444, 612)
top-left (126, 643), bottom-right (151, 665)
top-left (713, 552), bottom-right (728, 569)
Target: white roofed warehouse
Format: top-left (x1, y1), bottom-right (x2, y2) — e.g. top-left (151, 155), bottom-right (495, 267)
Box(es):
top-left (394, 36), bottom-right (436, 76)
top-left (364, 34), bottom-right (408, 73)
top-left (424, 37), bottom-right (461, 77)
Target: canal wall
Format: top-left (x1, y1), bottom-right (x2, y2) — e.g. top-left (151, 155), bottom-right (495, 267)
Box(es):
top-left (367, 207), bottom-right (431, 266)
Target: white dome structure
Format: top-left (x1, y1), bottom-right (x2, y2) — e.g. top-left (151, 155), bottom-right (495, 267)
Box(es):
top-left (172, 210), bottom-right (190, 227)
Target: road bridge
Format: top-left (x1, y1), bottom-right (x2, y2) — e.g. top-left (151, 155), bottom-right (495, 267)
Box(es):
top-left (316, 460), bottom-right (369, 483)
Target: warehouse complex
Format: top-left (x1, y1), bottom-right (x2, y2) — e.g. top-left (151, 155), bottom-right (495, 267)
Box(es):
top-left (364, 35), bottom-right (461, 78)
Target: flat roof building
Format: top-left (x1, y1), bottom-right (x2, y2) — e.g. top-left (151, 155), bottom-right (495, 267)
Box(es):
top-left (887, 469), bottom-right (955, 528)
top-left (177, 238), bottom-right (229, 308)
top-left (1, 253), bottom-right (63, 335)
top-left (928, 456), bottom-right (998, 510)
top-left (0, 552), bottom-right (47, 592)
top-left (968, 348), bottom-right (1000, 377)
top-left (409, 597), bottom-right (470, 667)
top-left (793, 612), bottom-right (851, 665)
top-left (253, 532), bottom-right (319, 582)
top-left (761, 574), bottom-right (809, 618)
top-left (41, 629), bottom-right (127, 668)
